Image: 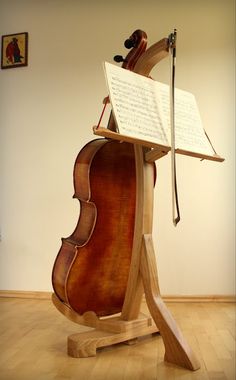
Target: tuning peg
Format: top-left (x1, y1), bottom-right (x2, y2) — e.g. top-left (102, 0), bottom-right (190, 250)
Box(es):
top-left (124, 38), bottom-right (135, 49)
top-left (113, 55), bottom-right (127, 63)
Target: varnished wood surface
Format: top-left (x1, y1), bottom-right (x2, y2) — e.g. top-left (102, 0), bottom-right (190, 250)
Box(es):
top-left (0, 298), bottom-right (235, 380)
top-left (52, 140), bottom-right (138, 317)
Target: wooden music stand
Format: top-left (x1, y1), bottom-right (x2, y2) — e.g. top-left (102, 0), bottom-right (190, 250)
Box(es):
top-left (52, 36), bottom-right (223, 371)
top-left (52, 137), bottom-right (200, 371)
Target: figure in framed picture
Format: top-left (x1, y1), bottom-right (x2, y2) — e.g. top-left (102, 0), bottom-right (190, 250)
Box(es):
top-left (1, 32), bottom-right (28, 69)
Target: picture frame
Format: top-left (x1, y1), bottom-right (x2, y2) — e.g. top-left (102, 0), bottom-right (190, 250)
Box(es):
top-left (1, 32), bottom-right (28, 69)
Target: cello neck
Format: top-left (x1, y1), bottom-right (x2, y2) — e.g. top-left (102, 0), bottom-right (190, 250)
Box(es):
top-left (107, 30), bottom-right (147, 132)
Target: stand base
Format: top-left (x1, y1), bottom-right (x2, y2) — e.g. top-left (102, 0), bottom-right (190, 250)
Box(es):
top-left (68, 320), bottom-right (158, 358)
top-left (52, 293), bottom-right (158, 358)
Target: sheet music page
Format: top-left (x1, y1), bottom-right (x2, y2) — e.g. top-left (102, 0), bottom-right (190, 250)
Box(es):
top-left (104, 62), bottom-right (215, 157)
top-left (104, 62), bottom-right (169, 146)
top-left (155, 82), bottom-right (215, 156)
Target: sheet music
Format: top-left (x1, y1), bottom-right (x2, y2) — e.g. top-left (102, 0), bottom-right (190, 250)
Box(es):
top-left (104, 62), bottom-right (169, 146)
top-left (104, 62), bottom-right (215, 157)
top-left (156, 82), bottom-right (215, 156)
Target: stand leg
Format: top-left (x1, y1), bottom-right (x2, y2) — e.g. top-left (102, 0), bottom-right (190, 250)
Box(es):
top-left (141, 234), bottom-right (200, 371)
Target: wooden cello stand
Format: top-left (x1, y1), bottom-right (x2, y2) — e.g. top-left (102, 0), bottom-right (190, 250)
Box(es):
top-left (52, 143), bottom-right (200, 371)
top-left (52, 33), bottom-right (201, 371)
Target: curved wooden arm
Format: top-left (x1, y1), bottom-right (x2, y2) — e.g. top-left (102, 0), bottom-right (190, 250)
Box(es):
top-left (134, 38), bottom-right (169, 76)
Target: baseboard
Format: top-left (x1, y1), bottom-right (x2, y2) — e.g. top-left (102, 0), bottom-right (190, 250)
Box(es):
top-left (160, 295), bottom-right (236, 303)
top-left (0, 290), bottom-right (52, 300)
top-left (0, 290), bottom-right (235, 303)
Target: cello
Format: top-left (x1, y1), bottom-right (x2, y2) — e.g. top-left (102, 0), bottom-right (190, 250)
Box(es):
top-left (52, 30), bottom-right (200, 371)
top-left (52, 30), bottom-right (150, 317)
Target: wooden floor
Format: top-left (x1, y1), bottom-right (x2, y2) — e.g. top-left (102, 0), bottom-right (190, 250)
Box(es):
top-left (0, 298), bottom-right (235, 380)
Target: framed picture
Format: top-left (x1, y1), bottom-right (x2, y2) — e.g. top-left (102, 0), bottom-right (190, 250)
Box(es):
top-left (1, 32), bottom-right (28, 69)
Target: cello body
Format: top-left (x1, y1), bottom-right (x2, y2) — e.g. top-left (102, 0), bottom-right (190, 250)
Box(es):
top-left (52, 139), bottom-right (138, 316)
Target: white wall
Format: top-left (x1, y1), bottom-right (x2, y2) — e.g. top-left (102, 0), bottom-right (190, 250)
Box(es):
top-left (0, 0), bottom-right (235, 295)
